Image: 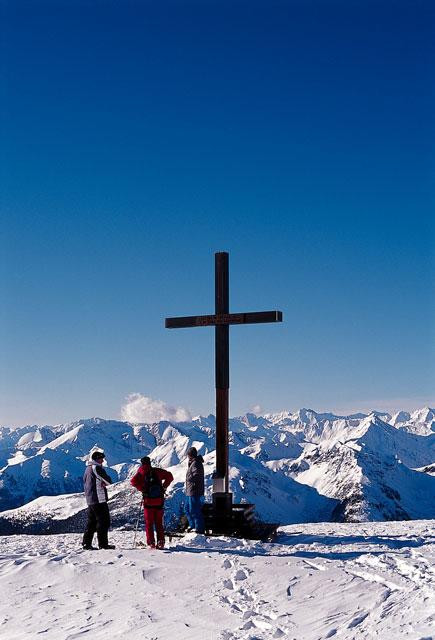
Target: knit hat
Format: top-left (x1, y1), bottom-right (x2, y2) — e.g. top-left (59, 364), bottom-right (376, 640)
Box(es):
top-left (91, 451), bottom-right (105, 461)
top-left (187, 447), bottom-right (197, 458)
top-left (140, 456), bottom-right (151, 466)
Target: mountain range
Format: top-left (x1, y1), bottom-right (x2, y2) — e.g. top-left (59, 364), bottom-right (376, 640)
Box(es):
top-left (0, 407), bottom-right (434, 533)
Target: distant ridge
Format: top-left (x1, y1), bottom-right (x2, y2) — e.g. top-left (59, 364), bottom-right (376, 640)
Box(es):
top-left (0, 407), bottom-right (434, 532)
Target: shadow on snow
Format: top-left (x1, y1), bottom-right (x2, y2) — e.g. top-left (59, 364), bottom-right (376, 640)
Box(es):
top-left (169, 531), bottom-right (435, 561)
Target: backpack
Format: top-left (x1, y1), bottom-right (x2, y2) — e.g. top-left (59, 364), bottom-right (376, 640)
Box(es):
top-left (143, 469), bottom-right (163, 499)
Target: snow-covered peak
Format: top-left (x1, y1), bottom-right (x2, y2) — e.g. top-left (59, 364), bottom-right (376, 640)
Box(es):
top-left (263, 409), bottom-right (294, 424)
top-left (293, 408), bottom-right (320, 424)
top-left (392, 407), bottom-right (435, 435)
top-left (390, 410), bottom-right (411, 425)
top-left (367, 410), bottom-right (392, 422)
top-left (411, 406), bottom-right (435, 421)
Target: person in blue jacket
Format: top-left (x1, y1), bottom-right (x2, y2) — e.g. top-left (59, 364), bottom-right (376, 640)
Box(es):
top-left (82, 450), bottom-right (115, 550)
top-left (185, 447), bottom-right (205, 533)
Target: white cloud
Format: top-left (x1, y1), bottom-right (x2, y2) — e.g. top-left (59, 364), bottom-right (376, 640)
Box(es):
top-left (120, 393), bottom-right (191, 424)
top-left (250, 404), bottom-right (264, 416)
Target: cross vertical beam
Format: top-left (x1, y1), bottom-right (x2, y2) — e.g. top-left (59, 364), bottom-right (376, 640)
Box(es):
top-left (215, 252), bottom-right (229, 493)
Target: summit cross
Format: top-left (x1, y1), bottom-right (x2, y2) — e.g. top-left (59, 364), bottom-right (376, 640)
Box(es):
top-left (165, 252), bottom-right (283, 509)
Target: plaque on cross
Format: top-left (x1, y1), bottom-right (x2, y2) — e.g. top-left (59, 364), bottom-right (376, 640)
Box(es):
top-left (165, 252), bottom-right (283, 513)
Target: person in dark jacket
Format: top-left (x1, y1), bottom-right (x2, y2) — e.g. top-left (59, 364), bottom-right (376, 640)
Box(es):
top-left (130, 456), bottom-right (173, 549)
top-left (185, 446), bottom-right (205, 533)
top-left (82, 450), bottom-right (115, 550)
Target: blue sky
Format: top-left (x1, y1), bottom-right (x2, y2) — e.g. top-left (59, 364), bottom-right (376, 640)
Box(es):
top-left (1, 0), bottom-right (434, 426)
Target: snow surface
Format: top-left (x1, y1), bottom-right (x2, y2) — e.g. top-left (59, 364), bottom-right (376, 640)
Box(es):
top-left (0, 520), bottom-right (433, 640)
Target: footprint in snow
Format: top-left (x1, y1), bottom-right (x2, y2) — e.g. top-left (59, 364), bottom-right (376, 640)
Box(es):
top-left (242, 609), bottom-right (255, 620)
top-left (234, 569), bottom-right (248, 581)
top-left (230, 604), bottom-right (243, 614)
top-left (222, 558), bottom-right (233, 569)
top-left (252, 618), bottom-right (273, 631)
top-left (348, 612), bottom-right (369, 628)
top-left (219, 595), bottom-right (231, 604)
top-left (256, 608), bottom-right (278, 621)
top-left (240, 620), bottom-right (255, 630)
top-left (48, 554), bottom-right (67, 562)
top-left (12, 558), bottom-right (29, 566)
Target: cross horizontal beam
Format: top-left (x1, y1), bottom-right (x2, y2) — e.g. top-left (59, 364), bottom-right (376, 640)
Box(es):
top-left (165, 310), bottom-right (283, 329)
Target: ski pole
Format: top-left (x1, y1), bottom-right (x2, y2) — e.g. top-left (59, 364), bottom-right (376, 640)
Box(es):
top-left (133, 497), bottom-right (144, 548)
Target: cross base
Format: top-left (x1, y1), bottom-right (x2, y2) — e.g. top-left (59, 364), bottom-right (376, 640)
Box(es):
top-left (202, 497), bottom-right (279, 541)
top-left (212, 491), bottom-right (233, 515)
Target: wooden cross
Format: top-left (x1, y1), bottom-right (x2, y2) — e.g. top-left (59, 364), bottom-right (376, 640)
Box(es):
top-left (165, 252), bottom-right (282, 504)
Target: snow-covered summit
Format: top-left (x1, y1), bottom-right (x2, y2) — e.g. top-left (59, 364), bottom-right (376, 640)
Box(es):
top-left (1, 520), bottom-right (434, 640)
top-left (396, 406), bottom-right (435, 435)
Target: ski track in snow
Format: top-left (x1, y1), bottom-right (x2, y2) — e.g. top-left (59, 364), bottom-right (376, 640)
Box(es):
top-left (0, 521), bottom-right (434, 640)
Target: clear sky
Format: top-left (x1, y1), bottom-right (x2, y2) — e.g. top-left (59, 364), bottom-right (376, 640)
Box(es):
top-left (1, 0), bottom-right (434, 427)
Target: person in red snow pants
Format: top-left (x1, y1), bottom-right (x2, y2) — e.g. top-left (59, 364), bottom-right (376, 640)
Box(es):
top-left (130, 456), bottom-right (174, 549)
top-left (144, 507), bottom-right (164, 548)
